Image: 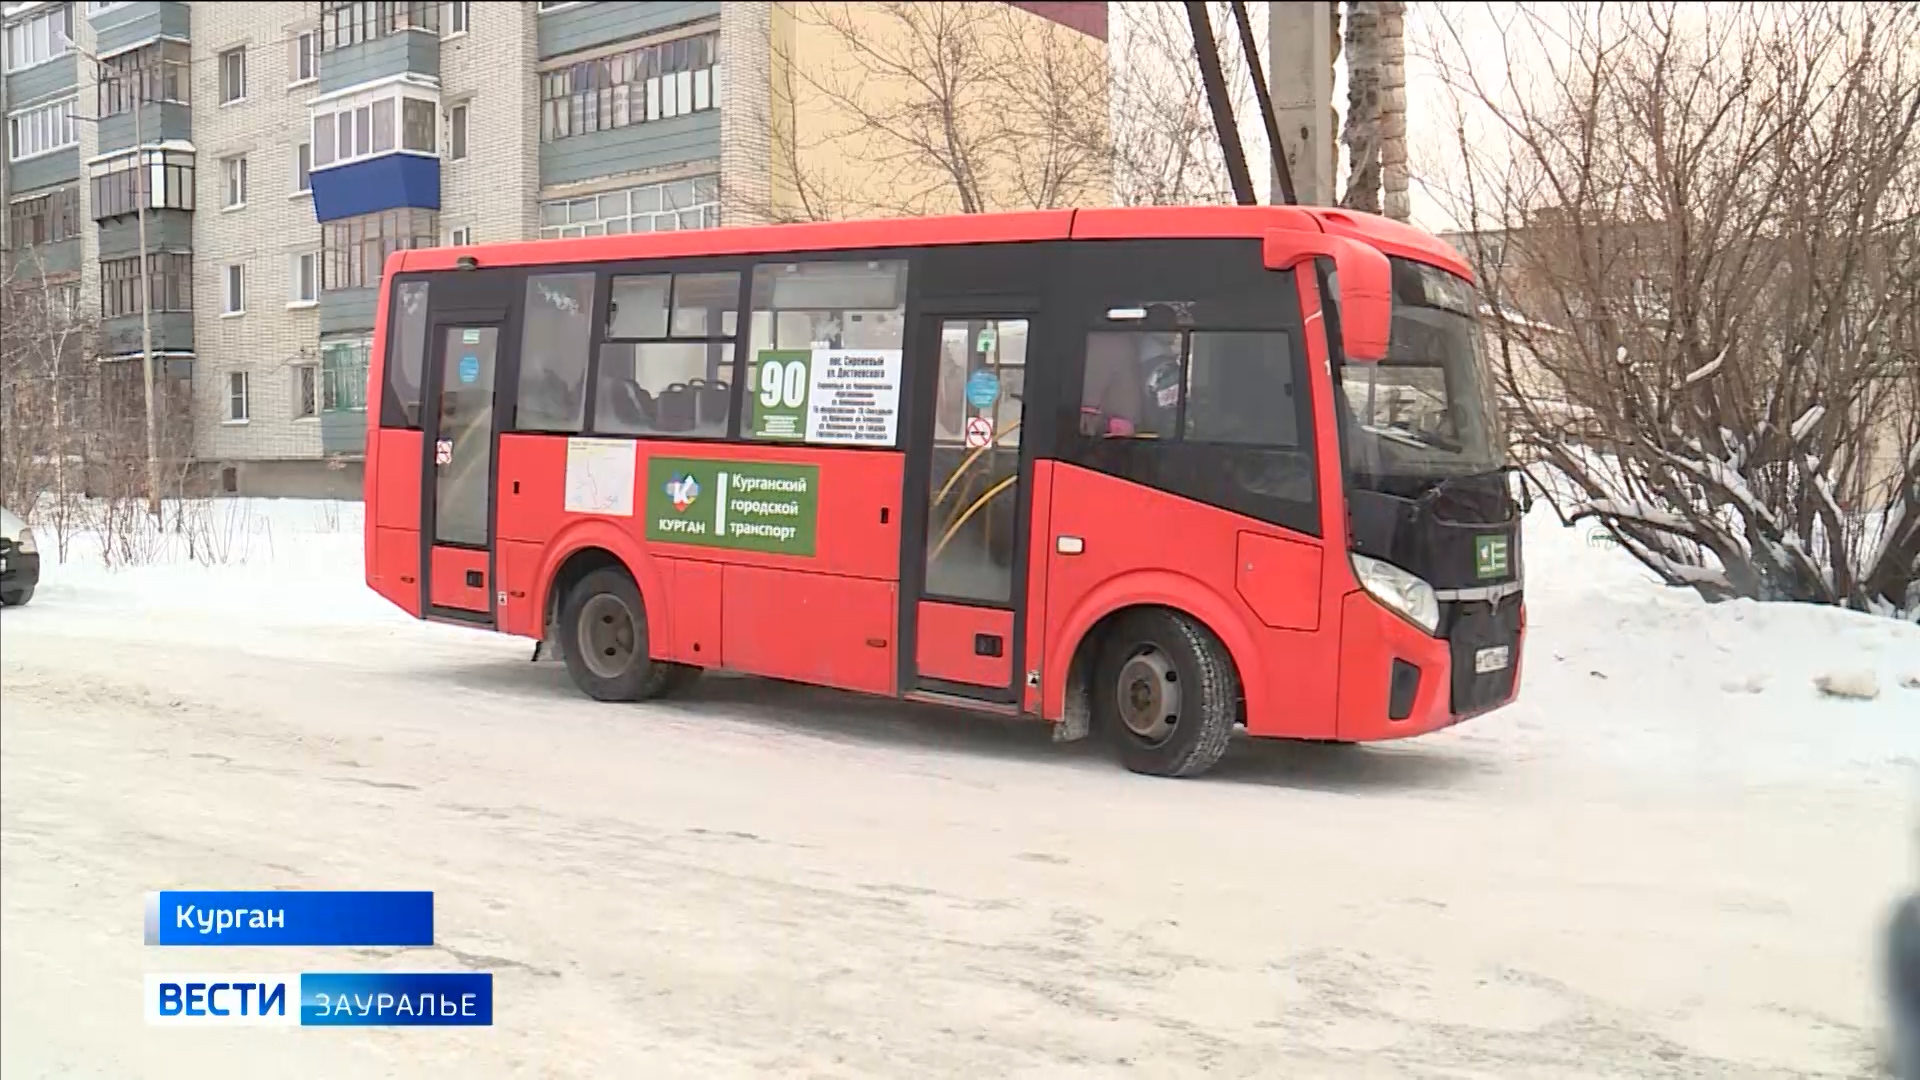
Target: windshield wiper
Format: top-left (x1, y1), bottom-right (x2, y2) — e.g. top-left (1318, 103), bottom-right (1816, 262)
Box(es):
top-left (1360, 423), bottom-right (1463, 453)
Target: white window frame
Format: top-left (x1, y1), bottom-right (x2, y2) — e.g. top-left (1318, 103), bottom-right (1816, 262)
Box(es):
top-left (536, 2), bottom-right (582, 11)
top-left (308, 83), bottom-right (440, 174)
top-left (226, 370), bottom-right (251, 423)
top-left (446, 225), bottom-right (472, 246)
top-left (538, 175), bottom-right (720, 240)
top-left (222, 263), bottom-right (246, 316)
top-left (219, 47), bottom-right (246, 105)
top-left (222, 155), bottom-right (248, 209)
top-left (6, 97), bottom-right (79, 162)
top-left (444, 1), bottom-right (469, 37)
top-left (294, 142), bottom-right (312, 195)
top-left (449, 102), bottom-right (468, 161)
top-left (289, 250), bottom-right (318, 306)
top-left (291, 30), bottom-right (317, 86)
top-left (4, 5), bottom-right (71, 73)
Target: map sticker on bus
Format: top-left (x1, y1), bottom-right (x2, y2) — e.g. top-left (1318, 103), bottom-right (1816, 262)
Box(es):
top-left (750, 348), bottom-right (903, 447)
top-left (644, 457), bottom-right (819, 557)
top-left (563, 437), bottom-right (637, 517)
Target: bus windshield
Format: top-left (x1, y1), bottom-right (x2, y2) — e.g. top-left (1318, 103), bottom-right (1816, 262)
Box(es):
top-left (1338, 257), bottom-right (1504, 483)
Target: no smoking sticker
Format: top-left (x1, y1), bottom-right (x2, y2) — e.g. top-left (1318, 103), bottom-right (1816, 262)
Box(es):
top-left (964, 416), bottom-right (994, 448)
top-left (435, 439), bottom-right (453, 466)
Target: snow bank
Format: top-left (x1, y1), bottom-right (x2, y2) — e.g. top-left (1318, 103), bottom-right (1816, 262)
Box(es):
top-left (12, 496), bottom-right (1919, 786)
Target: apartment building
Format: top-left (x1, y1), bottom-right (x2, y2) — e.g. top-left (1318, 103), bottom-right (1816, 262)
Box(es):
top-left (4, 1), bottom-right (1108, 497)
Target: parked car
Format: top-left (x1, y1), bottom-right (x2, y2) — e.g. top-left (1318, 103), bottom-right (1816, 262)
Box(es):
top-left (0, 506), bottom-right (39, 606)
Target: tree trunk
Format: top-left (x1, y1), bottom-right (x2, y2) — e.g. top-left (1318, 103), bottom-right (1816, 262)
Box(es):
top-left (1341, 1), bottom-right (1382, 214)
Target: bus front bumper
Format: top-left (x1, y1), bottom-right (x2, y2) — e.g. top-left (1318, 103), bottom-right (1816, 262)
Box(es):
top-left (1334, 589), bottom-right (1524, 743)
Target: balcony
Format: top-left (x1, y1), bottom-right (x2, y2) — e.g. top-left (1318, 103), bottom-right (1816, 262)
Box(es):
top-left (318, 0), bottom-right (439, 94)
top-left (307, 80), bottom-right (440, 223)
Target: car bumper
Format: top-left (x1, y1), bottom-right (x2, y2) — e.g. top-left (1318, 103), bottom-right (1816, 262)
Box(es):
top-left (1334, 589), bottom-right (1524, 742)
top-left (2, 549), bottom-right (41, 592)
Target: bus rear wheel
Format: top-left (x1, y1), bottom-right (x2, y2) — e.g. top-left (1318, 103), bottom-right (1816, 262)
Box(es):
top-left (559, 567), bottom-right (693, 702)
top-left (1092, 610), bottom-right (1239, 778)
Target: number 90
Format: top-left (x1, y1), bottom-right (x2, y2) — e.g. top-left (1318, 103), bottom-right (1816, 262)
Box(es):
top-left (758, 358), bottom-right (808, 410)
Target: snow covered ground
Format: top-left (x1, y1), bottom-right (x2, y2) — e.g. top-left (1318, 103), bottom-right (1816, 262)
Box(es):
top-left (2, 499), bottom-right (1916, 1078)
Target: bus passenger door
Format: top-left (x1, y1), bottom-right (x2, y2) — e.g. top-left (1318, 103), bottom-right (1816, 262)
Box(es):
top-left (421, 317), bottom-right (506, 624)
top-left (901, 313), bottom-right (1035, 707)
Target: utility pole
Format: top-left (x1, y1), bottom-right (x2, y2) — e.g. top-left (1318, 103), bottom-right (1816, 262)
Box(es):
top-left (132, 74), bottom-right (161, 517)
top-left (71, 41), bottom-right (164, 517)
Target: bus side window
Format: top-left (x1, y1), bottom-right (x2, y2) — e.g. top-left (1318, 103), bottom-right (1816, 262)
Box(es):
top-left (1080, 331), bottom-right (1179, 439)
top-left (1183, 331), bottom-right (1301, 447)
top-left (516, 272), bottom-right (596, 433)
top-left (381, 280), bottom-right (429, 428)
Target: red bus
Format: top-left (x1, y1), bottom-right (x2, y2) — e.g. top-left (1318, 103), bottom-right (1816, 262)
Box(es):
top-left (363, 205), bottom-right (1525, 778)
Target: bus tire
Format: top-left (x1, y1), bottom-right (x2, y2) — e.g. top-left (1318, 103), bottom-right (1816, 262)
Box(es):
top-left (558, 567), bottom-right (678, 702)
top-left (1092, 609), bottom-right (1238, 778)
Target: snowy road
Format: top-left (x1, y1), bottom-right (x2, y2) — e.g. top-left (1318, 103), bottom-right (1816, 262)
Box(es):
top-left (2, 506), bottom-right (1916, 1078)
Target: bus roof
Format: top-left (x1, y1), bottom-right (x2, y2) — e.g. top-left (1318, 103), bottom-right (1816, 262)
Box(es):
top-left (393, 204), bottom-right (1472, 284)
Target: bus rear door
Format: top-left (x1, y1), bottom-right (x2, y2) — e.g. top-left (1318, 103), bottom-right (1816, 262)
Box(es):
top-left (418, 271), bottom-right (517, 626)
top-left (901, 308), bottom-right (1039, 708)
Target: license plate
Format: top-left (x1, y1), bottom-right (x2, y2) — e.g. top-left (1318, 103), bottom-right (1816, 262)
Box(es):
top-left (1474, 645), bottom-right (1511, 674)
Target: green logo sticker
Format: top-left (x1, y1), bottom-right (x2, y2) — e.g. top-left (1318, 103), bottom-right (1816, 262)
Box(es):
top-left (1474, 534), bottom-right (1510, 579)
top-left (645, 456), bottom-right (819, 556)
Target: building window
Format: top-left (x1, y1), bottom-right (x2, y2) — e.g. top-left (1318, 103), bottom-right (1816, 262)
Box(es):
top-left (3, 4), bottom-right (70, 72)
top-left (223, 264), bottom-right (246, 315)
top-left (218, 47), bottom-right (246, 104)
top-left (87, 2), bottom-right (130, 16)
top-left (402, 98), bottom-right (434, 152)
top-left (293, 364), bottom-right (319, 418)
top-left (7, 187), bottom-right (80, 246)
top-left (100, 252), bottom-right (193, 319)
top-left (222, 155), bottom-right (248, 208)
top-left (539, 31), bottom-right (719, 143)
top-left (7, 98), bottom-right (78, 161)
top-left (321, 208), bottom-right (437, 291)
top-left (292, 30), bottom-right (317, 84)
top-left (538, 175), bottom-right (718, 239)
top-left (449, 103), bottom-right (468, 160)
top-left (290, 251), bottom-right (318, 303)
top-left (310, 89), bottom-right (437, 170)
top-left (98, 39), bottom-right (190, 118)
top-left (319, 0), bottom-right (440, 54)
top-left (89, 149), bottom-right (195, 219)
top-left (228, 371), bottom-right (250, 422)
top-left (321, 337), bottom-right (371, 411)
top-left (445, 1), bottom-right (468, 35)
top-left (446, 225), bottom-right (471, 246)
top-left (295, 142), bottom-right (312, 193)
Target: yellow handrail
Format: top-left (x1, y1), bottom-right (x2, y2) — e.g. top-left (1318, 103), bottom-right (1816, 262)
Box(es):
top-left (932, 421), bottom-right (1022, 507)
top-left (933, 474), bottom-right (1017, 561)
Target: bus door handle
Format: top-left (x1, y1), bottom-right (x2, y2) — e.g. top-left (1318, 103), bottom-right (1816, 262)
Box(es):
top-left (1056, 536), bottom-right (1085, 555)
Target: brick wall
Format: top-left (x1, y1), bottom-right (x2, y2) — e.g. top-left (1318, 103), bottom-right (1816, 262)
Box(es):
top-left (439, 1), bottom-right (541, 246)
top-left (718, 1), bottom-right (772, 225)
top-left (190, 2), bottom-right (326, 464)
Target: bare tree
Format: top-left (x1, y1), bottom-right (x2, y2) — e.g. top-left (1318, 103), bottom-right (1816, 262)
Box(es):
top-left (1110, 2), bottom-right (1265, 207)
top-left (1425, 1), bottom-right (1920, 618)
top-left (761, 2), bottom-right (1110, 222)
top-left (1, 250), bottom-right (94, 559)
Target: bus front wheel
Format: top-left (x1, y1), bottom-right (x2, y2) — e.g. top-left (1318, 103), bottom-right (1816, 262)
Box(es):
top-left (559, 567), bottom-right (694, 703)
top-left (1091, 609), bottom-right (1238, 779)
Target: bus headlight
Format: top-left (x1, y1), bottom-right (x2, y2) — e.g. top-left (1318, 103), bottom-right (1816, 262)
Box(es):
top-left (1351, 554), bottom-right (1440, 634)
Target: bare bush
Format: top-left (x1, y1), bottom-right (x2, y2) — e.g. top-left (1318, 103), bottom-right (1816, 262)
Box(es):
top-left (1424, 1), bottom-right (1920, 618)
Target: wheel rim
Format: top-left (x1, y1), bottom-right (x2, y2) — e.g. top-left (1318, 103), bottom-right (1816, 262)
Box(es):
top-left (1115, 646), bottom-right (1181, 743)
top-left (577, 594), bottom-right (638, 680)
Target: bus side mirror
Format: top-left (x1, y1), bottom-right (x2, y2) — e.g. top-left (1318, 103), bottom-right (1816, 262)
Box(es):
top-left (1263, 229), bottom-right (1393, 362)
